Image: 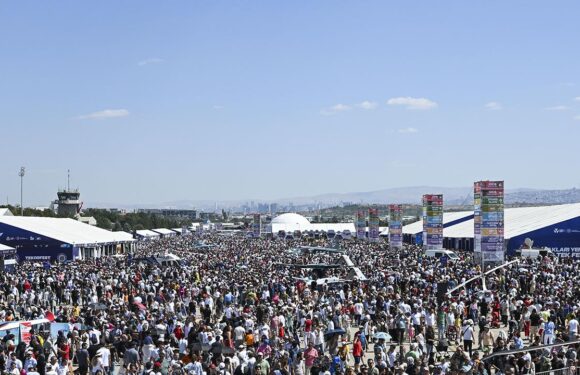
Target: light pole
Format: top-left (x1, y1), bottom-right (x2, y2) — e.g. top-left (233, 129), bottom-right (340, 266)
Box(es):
top-left (19, 167), bottom-right (25, 216)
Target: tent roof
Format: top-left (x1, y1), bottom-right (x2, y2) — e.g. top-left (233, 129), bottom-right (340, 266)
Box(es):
top-left (135, 229), bottom-right (160, 237)
top-left (151, 228), bottom-right (175, 235)
top-left (0, 243), bottom-right (15, 251)
top-left (402, 211), bottom-right (473, 235)
top-left (0, 208), bottom-right (13, 216)
top-left (0, 216), bottom-right (134, 246)
top-left (443, 203), bottom-right (580, 239)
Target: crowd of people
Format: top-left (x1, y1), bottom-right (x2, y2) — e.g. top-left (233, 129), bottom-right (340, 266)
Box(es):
top-left (0, 231), bottom-right (578, 375)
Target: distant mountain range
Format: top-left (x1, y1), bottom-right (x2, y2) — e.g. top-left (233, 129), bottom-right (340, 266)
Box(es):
top-left (274, 186), bottom-right (580, 206)
top-left (88, 187), bottom-right (580, 211)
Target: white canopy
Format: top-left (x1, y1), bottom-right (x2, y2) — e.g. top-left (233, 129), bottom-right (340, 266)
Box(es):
top-left (0, 217), bottom-right (134, 246)
top-left (443, 203), bottom-right (580, 239)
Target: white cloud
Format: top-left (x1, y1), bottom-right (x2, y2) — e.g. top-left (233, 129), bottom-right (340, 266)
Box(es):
top-left (398, 127), bottom-right (419, 134)
top-left (330, 104), bottom-right (351, 111)
top-left (544, 105), bottom-right (568, 111)
top-left (320, 104), bottom-right (351, 115)
top-left (574, 115), bottom-right (580, 121)
top-left (357, 101), bottom-right (378, 110)
top-left (484, 102), bottom-right (502, 111)
top-left (77, 109), bottom-right (130, 120)
top-left (574, 97), bottom-right (580, 102)
top-left (560, 82), bottom-right (575, 87)
top-left (213, 105), bottom-right (224, 110)
top-left (138, 57), bottom-right (164, 66)
top-left (386, 97), bottom-right (437, 110)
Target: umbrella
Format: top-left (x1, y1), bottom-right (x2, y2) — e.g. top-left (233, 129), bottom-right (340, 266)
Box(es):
top-left (373, 332), bottom-right (391, 341)
top-left (89, 303), bottom-right (108, 311)
top-left (324, 328), bottom-right (346, 339)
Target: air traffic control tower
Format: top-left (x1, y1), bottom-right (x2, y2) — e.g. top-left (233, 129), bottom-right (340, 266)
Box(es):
top-left (54, 170), bottom-right (82, 217)
top-left (56, 189), bottom-right (81, 217)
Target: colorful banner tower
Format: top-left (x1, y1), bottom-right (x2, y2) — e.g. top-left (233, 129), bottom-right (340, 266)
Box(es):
top-left (355, 210), bottom-right (366, 240)
top-left (422, 194), bottom-right (444, 250)
top-left (252, 213), bottom-right (261, 238)
top-left (474, 181), bottom-right (505, 264)
top-left (368, 207), bottom-right (380, 242)
top-left (388, 204), bottom-right (403, 249)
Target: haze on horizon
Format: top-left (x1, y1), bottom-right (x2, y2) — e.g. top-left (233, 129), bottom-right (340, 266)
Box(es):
top-left (1, 1), bottom-right (580, 207)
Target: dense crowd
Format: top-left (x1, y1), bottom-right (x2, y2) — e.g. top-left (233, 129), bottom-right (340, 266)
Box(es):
top-left (0, 231), bottom-right (578, 375)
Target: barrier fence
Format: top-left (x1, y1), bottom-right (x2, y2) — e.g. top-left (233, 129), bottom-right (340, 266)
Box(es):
top-left (535, 366), bottom-right (578, 375)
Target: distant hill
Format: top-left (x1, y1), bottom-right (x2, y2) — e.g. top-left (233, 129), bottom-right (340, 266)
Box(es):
top-left (505, 188), bottom-right (580, 205)
top-left (87, 187), bottom-right (580, 210)
top-left (277, 187), bottom-right (580, 206)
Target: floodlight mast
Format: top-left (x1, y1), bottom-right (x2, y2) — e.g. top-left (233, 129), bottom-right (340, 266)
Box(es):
top-left (18, 166), bottom-right (25, 216)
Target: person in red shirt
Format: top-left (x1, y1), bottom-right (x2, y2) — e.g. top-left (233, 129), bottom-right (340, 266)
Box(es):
top-left (304, 318), bottom-right (313, 333)
top-left (174, 325), bottom-right (184, 340)
top-left (352, 333), bottom-right (364, 372)
top-left (304, 342), bottom-right (318, 375)
top-left (58, 342), bottom-right (70, 363)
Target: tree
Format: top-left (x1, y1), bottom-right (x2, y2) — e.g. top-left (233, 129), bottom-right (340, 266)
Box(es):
top-left (99, 217), bottom-right (113, 230)
top-left (113, 221), bottom-right (123, 231)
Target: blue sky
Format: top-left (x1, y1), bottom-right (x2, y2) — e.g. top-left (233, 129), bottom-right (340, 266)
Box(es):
top-left (1, 1), bottom-right (580, 206)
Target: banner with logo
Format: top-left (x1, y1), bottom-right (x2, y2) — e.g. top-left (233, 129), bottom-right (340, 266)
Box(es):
top-left (388, 204), bottom-right (403, 249)
top-left (423, 194), bottom-right (444, 250)
top-left (474, 181), bottom-right (504, 263)
top-left (19, 322), bottom-right (32, 344)
top-left (368, 208), bottom-right (380, 242)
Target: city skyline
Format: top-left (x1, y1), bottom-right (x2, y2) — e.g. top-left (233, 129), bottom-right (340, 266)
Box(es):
top-left (2, 1), bottom-right (580, 206)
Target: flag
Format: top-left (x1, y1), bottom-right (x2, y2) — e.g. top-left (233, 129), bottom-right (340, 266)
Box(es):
top-left (45, 311), bottom-right (55, 322)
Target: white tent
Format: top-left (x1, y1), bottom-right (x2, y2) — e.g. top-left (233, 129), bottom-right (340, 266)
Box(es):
top-left (135, 229), bottom-right (160, 239)
top-left (443, 203), bottom-right (580, 239)
top-left (151, 228), bottom-right (176, 237)
top-left (0, 216), bottom-right (134, 246)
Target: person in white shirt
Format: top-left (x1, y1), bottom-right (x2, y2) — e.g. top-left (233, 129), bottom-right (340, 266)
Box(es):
top-left (97, 345), bottom-right (111, 374)
top-left (411, 310), bottom-right (423, 335)
top-left (7, 353), bottom-right (22, 372)
top-left (234, 324), bottom-right (246, 347)
top-left (567, 314), bottom-right (578, 342)
top-left (354, 302), bottom-right (364, 325)
top-left (45, 365), bottom-right (58, 375)
top-left (56, 360), bottom-right (69, 375)
top-left (462, 320), bottom-right (475, 357)
top-left (424, 308), bottom-right (435, 328)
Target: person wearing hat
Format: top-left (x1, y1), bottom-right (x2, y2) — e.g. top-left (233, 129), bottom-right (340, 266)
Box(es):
top-left (462, 319), bottom-right (475, 357)
top-left (254, 353), bottom-right (270, 375)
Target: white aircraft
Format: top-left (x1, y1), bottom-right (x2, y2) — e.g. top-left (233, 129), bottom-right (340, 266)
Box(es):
top-left (293, 276), bottom-right (352, 286)
top-left (446, 259), bottom-right (520, 302)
